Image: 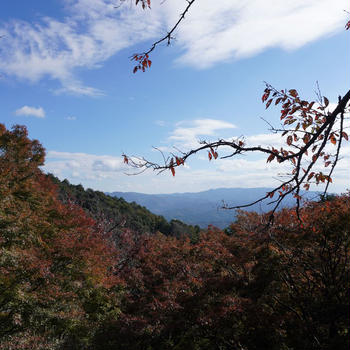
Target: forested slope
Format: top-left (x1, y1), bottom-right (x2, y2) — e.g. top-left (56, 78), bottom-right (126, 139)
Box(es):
top-left (48, 175), bottom-right (201, 240)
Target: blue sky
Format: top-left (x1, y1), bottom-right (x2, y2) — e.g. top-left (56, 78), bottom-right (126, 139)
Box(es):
top-left (1, 0), bottom-right (349, 193)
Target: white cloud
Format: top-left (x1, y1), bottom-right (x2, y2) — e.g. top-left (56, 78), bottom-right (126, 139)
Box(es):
top-left (169, 118), bottom-right (236, 148)
top-left (55, 84), bottom-right (105, 97)
top-left (0, 0), bottom-right (347, 93)
top-left (14, 105), bottom-right (45, 118)
top-left (169, 0), bottom-right (348, 68)
top-left (65, 116), bottom-right (77, 120)
top-left (44, 150), bottom-right (128, 180)
top-left (42, 127), bottom-right (350, 194)
top-left (155, 120), bottom-right (166, 127)
top-left (0, 0), bottom-right (162, 95)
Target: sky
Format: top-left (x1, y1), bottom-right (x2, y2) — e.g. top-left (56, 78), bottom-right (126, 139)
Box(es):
top-left (0, 0), bottom-right (349, 194)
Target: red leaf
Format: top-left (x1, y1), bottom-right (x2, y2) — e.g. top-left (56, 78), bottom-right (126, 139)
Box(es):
top-left (290, 106), bottom-right (300, 115)
top-left (286, 135), bottom-right (292, 146)
top-left (342, 131), bottom-right (349, 141)
top-left (208, 152), bottom-right (212, 161)
top-left (170, 167), bottom-right (175, 177)
top-left (280, 109), bottom-right (289, 119)
top-left (266, 154), bottom-right (275, 163)
top-left (133, 66), bottom-right (138, 74)
top-left (123, 156), bottom-right (128, 164)
top-left (265, 99), bottom-right (273, 109)
top-left (262, 90), bottom-right (270, 102)
top-left (275, 97), bottom-right (282, 105)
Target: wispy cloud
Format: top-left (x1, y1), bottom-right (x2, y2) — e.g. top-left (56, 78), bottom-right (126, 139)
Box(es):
top-left (155, 120), bottom-right (166, 127)
top-left (65, 116), bottom-right (77, 121)
top-left (14, 105), bottom-right (45, 118)
top-left (0, 0), bottom-right (347, 94)
top-left (169, 0), bottom-right (348, 68)
top-left (0, 0), bottom-right (162, 96)
top-left (169, 118), bottom-right (236, 148)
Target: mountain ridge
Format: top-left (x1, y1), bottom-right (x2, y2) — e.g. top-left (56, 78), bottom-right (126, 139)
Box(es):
top-left (109, 187), bottom-right (321, 228)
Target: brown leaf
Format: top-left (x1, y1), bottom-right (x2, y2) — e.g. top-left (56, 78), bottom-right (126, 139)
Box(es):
top-left (289, 89), bottom-right (298, 97)
top-left (323, 96), bottom-right (329, 107)
top-left (307, 172), bottom-right (314, 181)
top-left (308, 101), bottom-right (315, 110)
top-left (303, 134), bottom-right (310, 144)
top-left (330, 135), bottom-right (336, 145)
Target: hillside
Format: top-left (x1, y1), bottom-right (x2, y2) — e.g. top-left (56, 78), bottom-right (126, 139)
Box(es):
top-left (48, 174), bottom-right (200, 239)
top-left (109, 188), bottom-right (321, 228)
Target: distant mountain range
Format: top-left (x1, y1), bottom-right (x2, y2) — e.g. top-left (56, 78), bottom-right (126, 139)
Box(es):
top-left (109, 188), bottom-right (321, 228)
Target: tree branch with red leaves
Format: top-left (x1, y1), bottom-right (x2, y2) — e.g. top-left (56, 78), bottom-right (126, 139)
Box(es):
top-left (123, 85), bottom-right (350, 221)
top-left (130, 0), bottom-right (196, 73)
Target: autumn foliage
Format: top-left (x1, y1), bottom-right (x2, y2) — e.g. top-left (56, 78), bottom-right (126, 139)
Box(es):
top-left (0, 125), bottom-right (120, 348)
top-left (93, 196), bottom-right (350, 350)
top-left (1, 123), bottom-right (349, 349)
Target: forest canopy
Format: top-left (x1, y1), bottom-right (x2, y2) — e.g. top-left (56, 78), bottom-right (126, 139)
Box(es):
top-left (0, 123), bottom-right (349, 349)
